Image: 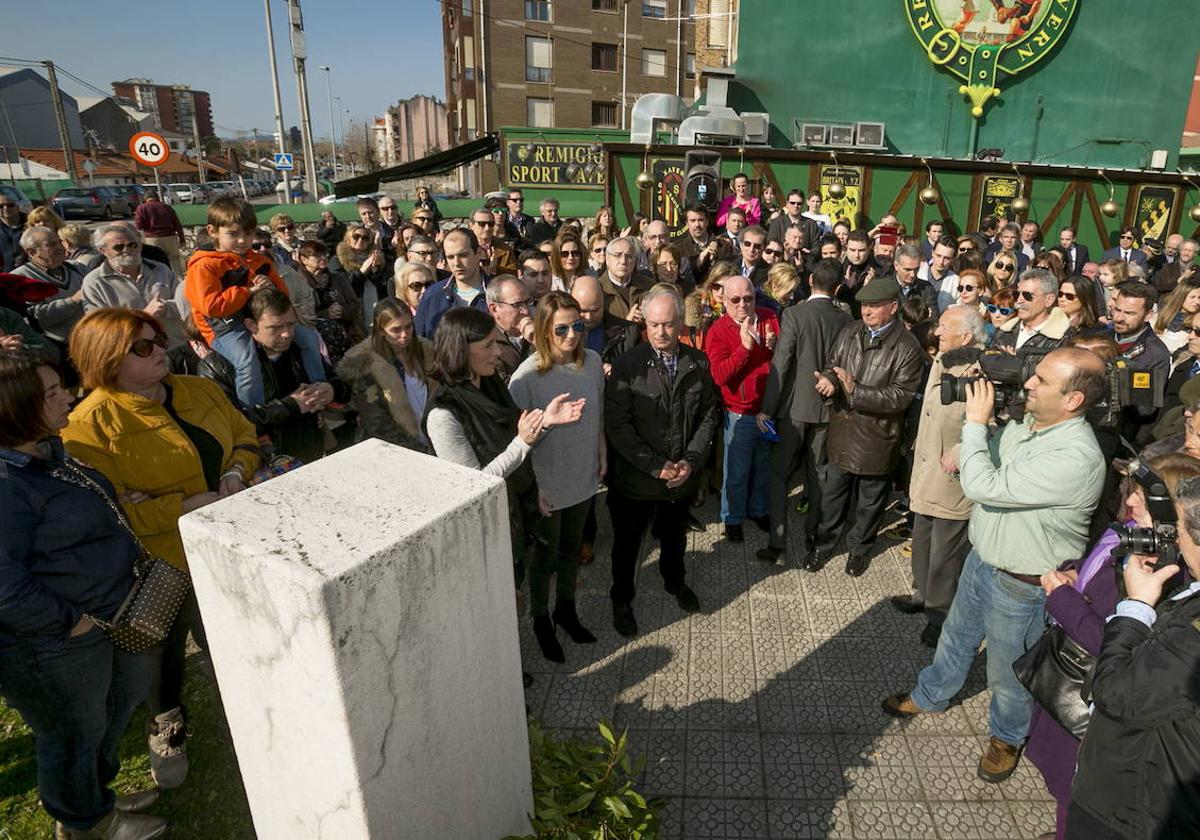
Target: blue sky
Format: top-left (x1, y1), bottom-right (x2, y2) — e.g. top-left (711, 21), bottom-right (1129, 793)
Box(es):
top-left (4, 0), bottom-right (444, 139)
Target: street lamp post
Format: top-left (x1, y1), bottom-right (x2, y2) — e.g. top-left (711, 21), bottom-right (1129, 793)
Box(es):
top-left (318, 64), bottom-right (337, 179)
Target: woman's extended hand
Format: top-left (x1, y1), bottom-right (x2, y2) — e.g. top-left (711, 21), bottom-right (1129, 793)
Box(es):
top-left (517, 409), bottom-right (545, 445)
top-left (543, 393), bottom-right (585, 429)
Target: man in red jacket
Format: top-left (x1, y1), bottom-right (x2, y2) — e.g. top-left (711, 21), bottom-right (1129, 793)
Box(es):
top-left (705, 273), bottom-right (780, 542)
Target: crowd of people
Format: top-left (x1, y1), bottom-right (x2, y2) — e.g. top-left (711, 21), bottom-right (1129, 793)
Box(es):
top-left (1, 177), bottom-right (1199, 840)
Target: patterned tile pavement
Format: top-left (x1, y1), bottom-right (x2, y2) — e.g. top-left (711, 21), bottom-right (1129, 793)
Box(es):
top-left (519, 493), bottom-right (1057, 840)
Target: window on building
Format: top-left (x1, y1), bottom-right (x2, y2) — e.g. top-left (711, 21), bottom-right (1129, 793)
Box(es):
top-left (462, 0), bottom-right (472, 16)
top-left (707, 0), bottom-right (729, 48)
top-left (591, 101), bottom-right (619, 128)
top-left (686, 0), bottom-right (696, 15)
top-left (525, 0), bottom-right (550, 21)
top-left (592, 0), bottom-right (618, 9)
top-left (591, 43), bottom-right (618, 72)
top-left (527, 98), bottom-right (554, 128)
top-left (685, 53), bottom-right (695, 79)
top-left (642, 48), bottom-right (667, 77)
top-left (463, 35), bottom-right (475, 80)
top-left (642, 0), bottom-right (666, 18)
top-left (465, 99), bottom-right (477, 131)
top-left (525, 36), bottom-right (552, 82)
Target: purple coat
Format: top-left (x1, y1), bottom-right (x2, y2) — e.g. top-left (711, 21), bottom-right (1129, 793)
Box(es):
top-left (1025, 528), bottom-right (1122, 804)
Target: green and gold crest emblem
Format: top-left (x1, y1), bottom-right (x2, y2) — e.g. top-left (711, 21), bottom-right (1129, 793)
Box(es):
top-left (905, 0), bottom-right (1079, 117)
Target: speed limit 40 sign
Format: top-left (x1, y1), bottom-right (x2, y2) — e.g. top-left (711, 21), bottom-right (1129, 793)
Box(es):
top-left (129, 131), bottom-right (170, 167)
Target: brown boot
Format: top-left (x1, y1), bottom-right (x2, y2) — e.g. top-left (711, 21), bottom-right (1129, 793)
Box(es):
top-left (977, 735), bottom-right (1022, 783)
top-left (880, 692), bottom-right (926, 719)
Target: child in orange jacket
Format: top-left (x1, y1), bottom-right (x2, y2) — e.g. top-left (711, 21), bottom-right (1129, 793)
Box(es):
top-left (185, 197), bottom-right (326, 407)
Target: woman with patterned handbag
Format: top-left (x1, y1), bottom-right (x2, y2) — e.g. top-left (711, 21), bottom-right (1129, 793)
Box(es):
top-left (61, 308), bottom-right (260, 792)
top-left (0, 351), bottom-right (166, 840)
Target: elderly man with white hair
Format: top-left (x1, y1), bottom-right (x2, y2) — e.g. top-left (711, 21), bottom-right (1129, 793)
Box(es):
top-left (637, 219), bottom-right (695, 291)
top-left (80, 222), bottom-right (189, 346)
top-left (892, 304), bottom-right (988, 649)
top-left (11, 225), bottom-right (87, 347)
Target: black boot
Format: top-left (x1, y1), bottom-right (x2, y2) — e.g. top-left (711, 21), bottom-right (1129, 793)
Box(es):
top-left (553, 600), bottom-right (597, 644)
top-left (532, 614), bottom-right (565, 663)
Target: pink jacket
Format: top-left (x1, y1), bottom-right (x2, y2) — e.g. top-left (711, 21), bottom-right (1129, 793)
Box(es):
top-left (716, 195), bottom-right (762, 228)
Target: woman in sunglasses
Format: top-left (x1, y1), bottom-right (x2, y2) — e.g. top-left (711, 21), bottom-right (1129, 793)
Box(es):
top-left (955, 268), bottom-right (992, 314)
top-left (986, 249), bottom-right (1020, 290)
top-left (590, 206), bottom-right (617, 240)
top-left (412, 185), bottom-right (442, 226)
top-left (585, 233), bottom-right (609, 277)
top-left (507, 291), bottom-right (605, 663)
top-left (1153, 278), bottom-right (1200, 352)
top-left (551, 232), bottom-right (587, 290)
top-left (983, 287), bottom-right (1018, 341)
top-left (62, 308), bottom-right (259, 791)
top-left (331, 223), bottom-right (390, 327)
top-left (296, 238), bottom-right (364, 366)
top-left (650, 242), bottom-right (684, 290)
top-left (395, 260), bottom-right (437, 317)
top-left (1057, 277), bottom-right (1102, 335)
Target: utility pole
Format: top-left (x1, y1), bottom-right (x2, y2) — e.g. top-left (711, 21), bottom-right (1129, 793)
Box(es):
top-left (264, 0), bottom-right (291, 203)
top-left (620, 1), bottom-right (629, 130)
top-left (43, 62), bottom-right (79, 182)
top-left (318, 65), bottom-right (337, 179)
top-left (191, 110), bottom-right (207, 184)
top-left (286, 0), bottom-right (320, 200)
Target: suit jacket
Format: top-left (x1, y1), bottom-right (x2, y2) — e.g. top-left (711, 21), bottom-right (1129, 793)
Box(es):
top-left (760, 295), bottom-right (852, 425)
top-left (495, 332), bottom-right (532, 383)
top-left (1051, 243), bottom-right (1091, 275)
top-left (672, 233), bottom-right (734, 285)
top-left (767, 214), bottom-right (818, 252)
top-left (598, 269), bottom-right (655, 321)
top-left (1101, 246), bottom-right (1149, 268)
top-left (734, 258), bottom-right (769, 288)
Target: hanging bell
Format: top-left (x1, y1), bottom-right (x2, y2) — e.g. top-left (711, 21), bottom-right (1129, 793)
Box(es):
top-left (564, 162), bottom-right (580, 181)
top-left (1190, 204), bottom-right (1200, 224)
top-left (1100, 199), bottom-right (1120, 218)
top-left (635, 170), bottom-right (654, 190)
top-left (827, 180), bottom-right (847, 200)
top-left (1011, 195), bottom-right (1030, 214)
top-left (919, 185), bottom-right (940, 205)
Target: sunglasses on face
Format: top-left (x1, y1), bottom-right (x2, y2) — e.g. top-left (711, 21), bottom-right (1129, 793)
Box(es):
top-left (128, 333), bottom-right (169, 357)
top-left (986, 304), bottom-right (1014, 315)
top-left (1120, 234), bottom-right (1134, 240)
top-left (553, 319), bottom-right (586, 337)
top-left (470, 219), bottom-right (491, 226)
top-left (415, 216), bottom-right (432, 223)
top-left (1058, 291), bottom-right (1077, 301)
top-left (787, 200), bottom-right (802, 206)
top-left (744, 242), bottom-right (764, 251)
top-left (765, 248), bottom-right (784, 257)
top-left (508, 197), bottom-right (523, 203)
top-left (994, 262), bottom-right (1014, 271)
top-left (592, 246), bottom-right (606, 254)
top-left (560, 249), bottom-right (582, 258)
top-left (957, 285), bottom-right (976, 293)
top-left (1190, 327), bottom-right (1200, 337)
top-left (350, 235), bottom-right (368, 242)
top-left (958, 245), bottom-right (976, 252)
top-left (407, 280), bottom-right (435, 291)
top-left (108, 242), bottom-right (141, 253)
top-left (1018, 290), bottom-right (1038, 302)
top-left (276, 224), bottom-right (295, 232)
top-left (726, 295), bottom-right (753, 305)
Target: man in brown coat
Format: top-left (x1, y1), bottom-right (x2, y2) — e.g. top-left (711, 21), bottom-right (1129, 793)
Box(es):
top-left (598, 237), bottom-right (655, 323)
top-left (892, 304), bottom-right (986, 647)
top-left (810, 276), bottom-right (925, 576)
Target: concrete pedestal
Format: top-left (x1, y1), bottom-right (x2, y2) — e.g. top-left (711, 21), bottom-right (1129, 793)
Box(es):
top-left (179, 440), bottom-right (532, 839)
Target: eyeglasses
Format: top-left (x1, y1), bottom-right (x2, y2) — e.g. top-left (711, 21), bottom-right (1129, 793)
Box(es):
top-left (786, 200), bottom-right (802, 206)
top-left (407, 280), bottom-right (435, 291)
top-left (994, 262), bottom-right (1014, 271)
top-left (1058, 291), bottom-right (1078, 301)
top-left (497, 298), bottom-right (533, 309)
top-left (560, 249), bottom-right (582, 258)
top-left (765, 248), bottom-right (784, 256)
top-left (471, 219), bottom-right (491, 226)
top-left (108, 241), bottom-right (141, 253)
top-left (958, 245), bottom-right (976, 252)
top-left (276, 224), bottom-right (295, 232)
top-left (726, 294), bottom-right (753, 305)
top-left (508, 196), bottom-right (523, 202)
top-left (986, 304), bottom-right (1014, 315)
top-left (591, 246), bottom-right (606, 254)
top-left (408, 249), bottom-right (435, 258)
top-left (957, 285), bottom-right (976, 293)
top-left (552, 319), bottom-right (586, 337)
top-left (350, 234), bottom-right (368, 242)
top-left (1018, 290), bottom-right (1038, 301)
top-left (1120, 234), bottom-right (1134, 240)
top-left (128, 333), bottom-right (169, 357)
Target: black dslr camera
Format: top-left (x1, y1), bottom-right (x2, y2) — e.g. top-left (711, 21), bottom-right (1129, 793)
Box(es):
top-left (939, 351), bottom-right (1027, 410)
top-left (1112, 459), bottom-right (1180, 570)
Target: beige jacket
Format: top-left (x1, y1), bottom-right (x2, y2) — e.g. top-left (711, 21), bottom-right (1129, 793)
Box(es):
top-left (908, 347), bottom-right (983, 520)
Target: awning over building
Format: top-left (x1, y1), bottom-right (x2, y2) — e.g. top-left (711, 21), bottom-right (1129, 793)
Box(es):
top-left (333, 134), bottom-right (499, 197)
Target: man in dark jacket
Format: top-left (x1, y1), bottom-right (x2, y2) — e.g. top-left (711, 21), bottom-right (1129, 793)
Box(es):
top-left (575, 274), bottom-right (639, 370)
top-left (527, 197), bottom-right (563, 245)
top-left (810, 276), bottom-right (925, 576)
top-left (757, 258), bottom-right (852, 562)
top-left (1066, 474), bottom-right (1200, 840)
top-left (1109, 281), bottom-right (1170, 437)
top-left (733, 225), bottom-right (769, 288)
top-left (504, 189), bottom-right (535, 249)
top-left (200, 288), bottom-right (348, 463)
top-left (894, 244), bottom-right (939, 314)
top-left (605, 286), bottom-right (720, 637)
top-left (672, 204), bottom-right (734, 287)
top-left (485, 274), bottom-right (533, 382)
top-left (767, 190), bottom-right (819, 259)
top-left (597, 237), bottom-right (655, 322)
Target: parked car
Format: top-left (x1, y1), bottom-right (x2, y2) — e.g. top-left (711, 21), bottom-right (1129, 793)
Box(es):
top-left (168, 183), bottom-right (196, 204)
top-left (0, 185), bottom-right (34, 215)
top-left (108, 184), bottom-right (145, 207)
top-left (51, 186), bottom-right (133, 220)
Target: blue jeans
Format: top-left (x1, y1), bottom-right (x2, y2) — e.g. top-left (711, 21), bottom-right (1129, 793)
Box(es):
top-left (211, 323), bottom-right (327, 407)
top-left (720, 410), bottom-right (771, 525)
top-left (0, 629), bottom-right (153, 830)
top-left (911, 549), bottom-right (1047, 744)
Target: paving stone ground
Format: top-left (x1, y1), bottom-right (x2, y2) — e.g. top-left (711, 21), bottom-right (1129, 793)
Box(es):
top-left (519, 491), bottom-right (1057, 840)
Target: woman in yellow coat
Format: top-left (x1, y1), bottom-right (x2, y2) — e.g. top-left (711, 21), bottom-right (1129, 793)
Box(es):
top-left (62, 308), bottom-right (259, 793)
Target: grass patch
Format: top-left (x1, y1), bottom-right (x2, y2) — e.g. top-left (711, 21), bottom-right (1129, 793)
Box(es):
top-left (0, 654), bottom-right (254, 839)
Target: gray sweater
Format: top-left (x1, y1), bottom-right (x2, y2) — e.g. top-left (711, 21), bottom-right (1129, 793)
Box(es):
top-left (508, 349), bottom-right (605, 511)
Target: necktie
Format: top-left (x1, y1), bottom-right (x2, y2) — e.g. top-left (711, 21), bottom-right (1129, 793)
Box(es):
top-left (659, 352), bottom-right (677, 380)
top-left (1190, 360), bottom-right (1200, 379)
top-left (1123, 250), bottom-right (1130, 262)
top-left (742, 264), bottom-right (752, 278)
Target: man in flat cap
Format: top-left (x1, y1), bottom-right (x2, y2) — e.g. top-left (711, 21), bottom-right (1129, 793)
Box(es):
top-left (808, 276), bottom-right (926, 576)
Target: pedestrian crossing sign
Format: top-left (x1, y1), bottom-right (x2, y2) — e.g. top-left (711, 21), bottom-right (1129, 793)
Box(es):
top-left (274, 153), bottom-right (295, 170)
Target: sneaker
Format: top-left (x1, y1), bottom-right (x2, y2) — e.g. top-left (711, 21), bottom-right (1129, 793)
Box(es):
top-left (672, 584), bottom-right (701, 613)
top-left (977, 736), bottom-right (1023, 783)
top-left (881, 691), bottom-right (924, 719)
top-left (147, 707), bottom-right (188, 789)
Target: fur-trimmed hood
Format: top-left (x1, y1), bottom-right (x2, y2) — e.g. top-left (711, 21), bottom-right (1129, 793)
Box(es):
top-left (336, 337), bottom-right (434, 441)
top-left (997, 305), bottom-right (1071, 340)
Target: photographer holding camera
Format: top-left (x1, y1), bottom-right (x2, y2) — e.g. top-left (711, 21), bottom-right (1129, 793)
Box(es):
top-left (1066, 475), bottom-right (1200, 840)
top-left (884, 347), bottom-right (1108, 784)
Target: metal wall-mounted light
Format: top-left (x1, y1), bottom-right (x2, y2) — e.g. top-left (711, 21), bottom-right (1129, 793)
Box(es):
top-left (1010, 164), bottom-right (1030, 215)
top-left (828, 151), bottom-right (846, 199)
top-left (918, 158), bottom-right (940, 205)
top-left (635, 142), bottom-right (654, 190)
top-left (1097, 169), bottom-right (1119, 217)
top-left (1181, 172), bottom-right (1200, 224)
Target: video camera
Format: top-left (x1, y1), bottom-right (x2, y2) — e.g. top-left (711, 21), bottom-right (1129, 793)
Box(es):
top-left (940, 348), bottom-right (1162, 428)
top-left (1112, 459), bottom-right (1180, 570)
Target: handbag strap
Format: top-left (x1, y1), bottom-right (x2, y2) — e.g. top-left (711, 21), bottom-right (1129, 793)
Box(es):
top-left (46, 458), bottom-right (153, 567)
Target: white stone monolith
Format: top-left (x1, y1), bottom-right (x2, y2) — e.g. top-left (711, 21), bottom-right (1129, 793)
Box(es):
top-left (178, 440), bottom-right (532, 840)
